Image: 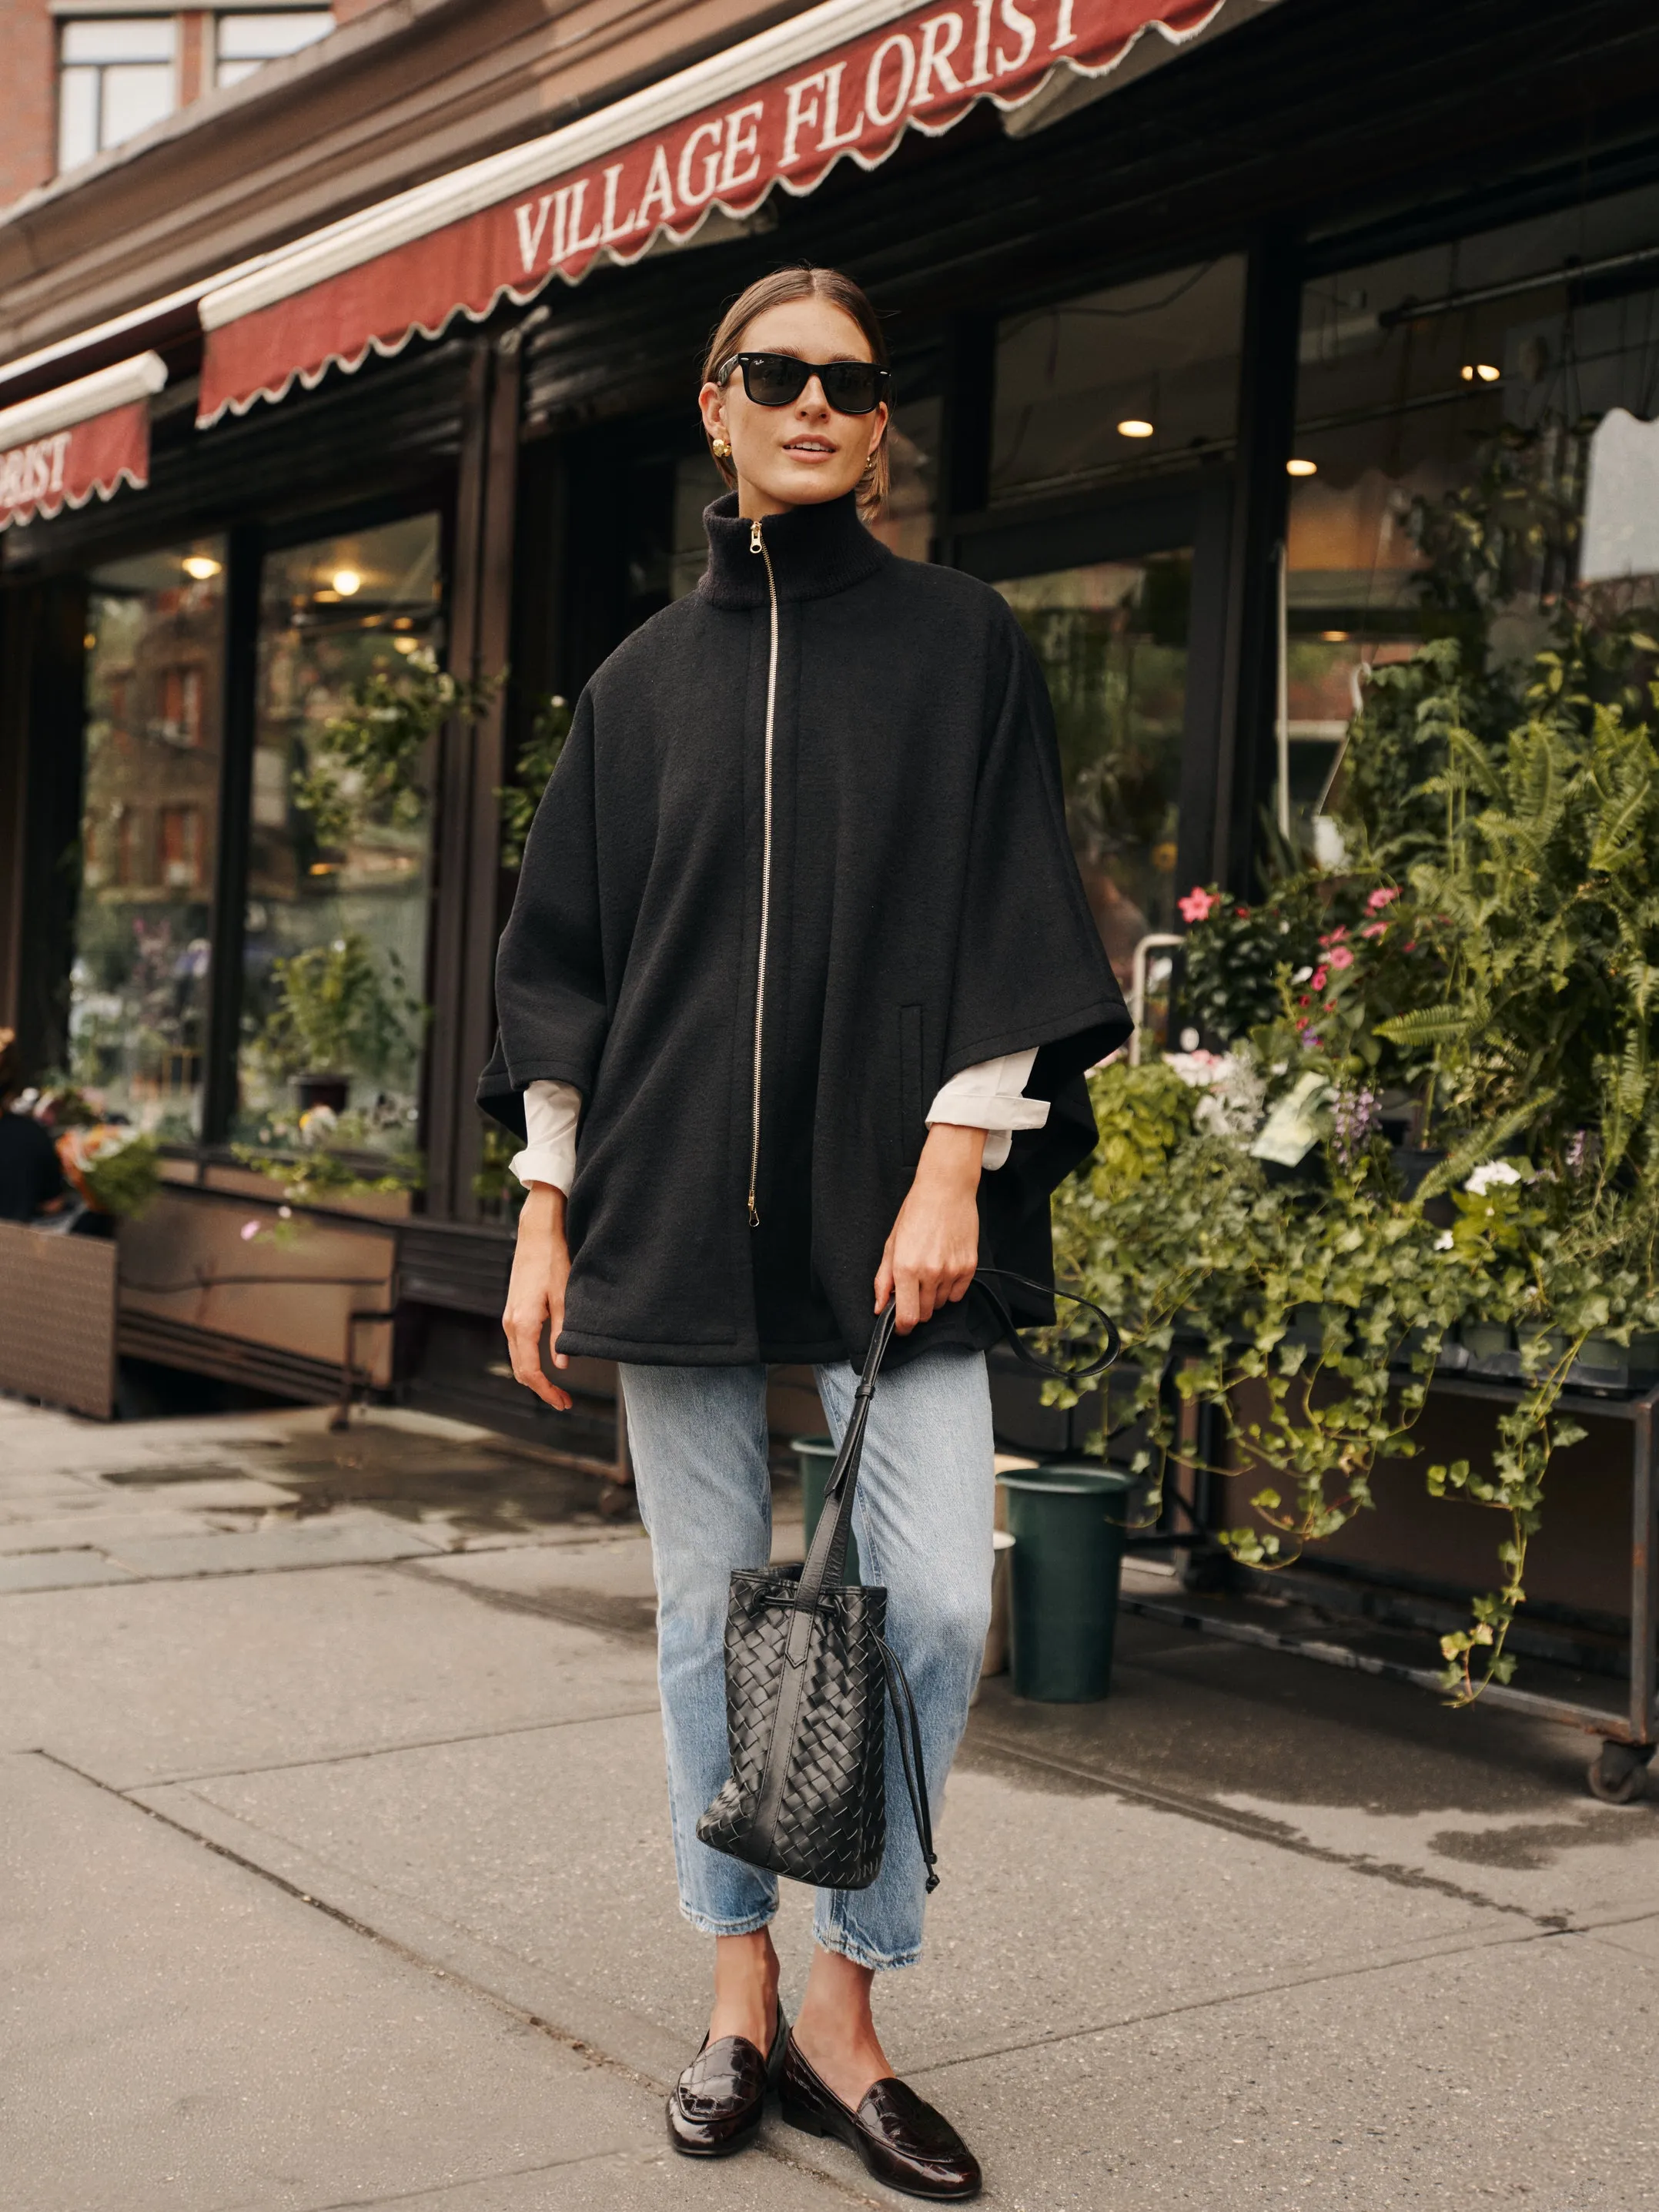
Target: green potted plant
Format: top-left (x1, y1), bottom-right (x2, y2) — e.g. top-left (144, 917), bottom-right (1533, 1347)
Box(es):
top-left (254, 933), bottom-right (422, 1113)
top-left (293, 646), bottom-right (501, 852)
top-left (495, 692), bottom-right (571, 871)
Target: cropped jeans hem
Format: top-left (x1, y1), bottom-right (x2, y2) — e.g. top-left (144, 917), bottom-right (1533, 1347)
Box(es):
top-left (678, 1900), bottom-right (778, 1939)
top-left (814, 1912), bottom-right (923, 1973)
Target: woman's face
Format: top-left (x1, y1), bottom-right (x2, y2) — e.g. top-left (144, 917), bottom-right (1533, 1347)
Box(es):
top-left (698, 295), bottom-right (888, 518)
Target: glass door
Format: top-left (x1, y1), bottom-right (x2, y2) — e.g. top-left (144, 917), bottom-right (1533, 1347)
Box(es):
top-left (236, 513), bottom-right (442, 1153)
top-left (995, 550), bottom-right (1192, 992)
top-left (70, 538), bottom-right (227, 1136)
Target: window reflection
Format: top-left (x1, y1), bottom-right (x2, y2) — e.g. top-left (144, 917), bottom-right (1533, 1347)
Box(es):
top-left (70, 540), bottom-right (226, 1136)
top-left (996, 555), bottom-right (1191, 989)
top-left (237, 515), bottom-right (440, 1149)
top-left (1291, 177), bottom-right (1659, 800)
top-left (993, 260), bottom-right (1243, 503)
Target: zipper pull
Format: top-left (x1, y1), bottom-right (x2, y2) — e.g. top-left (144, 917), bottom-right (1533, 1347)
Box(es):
top-left (750, 517), bottom-right (763, 554)
top-left (747, 1189), bottom-right (760, 1228)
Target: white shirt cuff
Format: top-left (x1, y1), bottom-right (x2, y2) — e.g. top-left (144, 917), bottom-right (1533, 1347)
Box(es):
top-left (926, 1049), bottom-right (1049, 1173)
top-left (510, 1078), bottom-right (580, 1194)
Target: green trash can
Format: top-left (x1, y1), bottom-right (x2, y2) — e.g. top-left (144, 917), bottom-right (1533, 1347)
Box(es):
top-left (997, 1462), bottom-right (1136, 1702)
top-left (791, 1434), bottom-right (859, 1583)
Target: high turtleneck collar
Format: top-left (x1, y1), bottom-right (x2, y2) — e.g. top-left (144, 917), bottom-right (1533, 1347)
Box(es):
top-left (697, 490), bottom-right (890, 610)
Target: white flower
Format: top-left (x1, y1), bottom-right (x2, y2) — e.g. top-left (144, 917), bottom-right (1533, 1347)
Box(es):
top-left (1434, 1230), bottom-right (1454, 1250)
top-left (1291, 966), bottom-right (1313, 984)
top-left (1165, 1049), bottom-right (1269, 1143)
top-left (1164, 1050), bottom-right (1231, 1086)
top-left (1465, 1160), bottom-right (1529, 1196)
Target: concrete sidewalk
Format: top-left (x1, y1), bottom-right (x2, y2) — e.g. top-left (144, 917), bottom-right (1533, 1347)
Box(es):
top-left (4, 1390), bottom-right (1659, 2209)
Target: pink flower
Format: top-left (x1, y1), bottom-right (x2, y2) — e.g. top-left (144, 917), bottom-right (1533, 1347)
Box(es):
top-left (1328, 945), bottom-right (1355, 971)
top-left (1367, 885), bottom-right (1400, 912)
top-left (240, 1220), bottom-right (260, 1242)
top-left (1178, 886), bottom-right (1219, 925)
top-left (1310, 967), bottom-right (1328, 992)
top-left (1320, 925), bottom-right (1349, 946)
top-left (1361, 922), bottom-right (1387, 939)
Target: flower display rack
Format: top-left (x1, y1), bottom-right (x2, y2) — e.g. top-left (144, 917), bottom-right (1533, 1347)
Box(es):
top-left (1119, 1368), bottom-right (1659, 1804)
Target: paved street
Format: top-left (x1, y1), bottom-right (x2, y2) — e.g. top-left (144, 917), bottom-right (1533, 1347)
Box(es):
top-left (5, 1390), bottom-right (1659, 2210)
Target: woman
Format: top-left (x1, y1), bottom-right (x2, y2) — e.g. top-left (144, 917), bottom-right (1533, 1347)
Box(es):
top-left (0, 1032), bottom-right (66, 1223)
top-left (482, 266), bottom-right (1127, 2200)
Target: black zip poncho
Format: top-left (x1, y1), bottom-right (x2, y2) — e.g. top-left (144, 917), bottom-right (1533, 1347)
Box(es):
top-left (480, 490), bottom-right (1129, 1368)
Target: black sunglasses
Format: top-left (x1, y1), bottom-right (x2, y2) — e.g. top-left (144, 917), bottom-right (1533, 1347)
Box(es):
top-left (717, 350), bottom-right (891, 416)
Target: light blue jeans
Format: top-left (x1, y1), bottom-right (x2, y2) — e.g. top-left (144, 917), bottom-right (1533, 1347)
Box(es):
top-left (620, 1345), bottom-right (995, 1970)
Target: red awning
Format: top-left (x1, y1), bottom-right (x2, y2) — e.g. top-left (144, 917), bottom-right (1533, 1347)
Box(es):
top-left (199, 0), bottom-right (1274, 427)
top-left (0, 353), bottom-right (166, 530)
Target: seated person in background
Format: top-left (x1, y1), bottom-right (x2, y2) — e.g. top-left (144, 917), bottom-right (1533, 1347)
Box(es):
top-left (0, 1031), bottom-right (67, 1224)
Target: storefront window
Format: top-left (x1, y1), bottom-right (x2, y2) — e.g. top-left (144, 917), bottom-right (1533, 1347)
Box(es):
top-left (236, 515), bottom-right (441, 1151)
top-left (69, 540), bottom-right (226, 1136)
top-left (995, 554), bottom-right (1191, 988)
top-left (992, 259), bottom-right (1244, 504)
top-left (1291, 179), bottom-right (1659, 801)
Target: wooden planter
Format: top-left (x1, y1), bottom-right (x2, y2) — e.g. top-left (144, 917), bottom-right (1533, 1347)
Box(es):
top-left (0, 1220), bottom-right (117, 1419)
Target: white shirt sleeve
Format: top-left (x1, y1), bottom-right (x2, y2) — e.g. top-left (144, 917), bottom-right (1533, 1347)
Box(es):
top-left (926, 1048), bottom-right (1049, 1173)
top-left (510, 1078), bottom-right (581, 1194)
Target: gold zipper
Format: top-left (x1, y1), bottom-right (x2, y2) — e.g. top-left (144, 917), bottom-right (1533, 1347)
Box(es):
top-left (747, 515), bottom-right (778, 1228)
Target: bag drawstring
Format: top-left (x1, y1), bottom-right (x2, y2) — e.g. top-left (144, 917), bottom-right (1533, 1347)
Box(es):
top-left (971, 1266), bottom-right (1122, 1382)
top-left (875, 1633), bottom-right (939, 1892)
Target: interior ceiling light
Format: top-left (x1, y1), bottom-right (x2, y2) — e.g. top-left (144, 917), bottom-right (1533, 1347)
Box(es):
top-left (1461, 363), bottom-right (1502, 383)
top-left (331, 567), bottom-right (363, 596)
top-left (1116, 418), bottom-right (1156, 439)
top-left (393, 636), bottom-right (420, 654)
top-left (1321, 630), bottom-right (1350, 643)
top-left (181, 554), bottom-right (221, 580)
top-left (1286, 457), bottom-right (1318, 477)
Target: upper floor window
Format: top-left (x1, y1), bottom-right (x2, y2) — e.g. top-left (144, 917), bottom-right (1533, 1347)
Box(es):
top-left (215, 10), bottom-right (333, 89)
top-left (58, 18), bottom-right (177, 172)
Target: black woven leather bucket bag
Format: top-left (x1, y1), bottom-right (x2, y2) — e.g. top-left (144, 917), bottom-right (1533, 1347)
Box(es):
top-left (697, 1270), bottom-right (1119, 1894)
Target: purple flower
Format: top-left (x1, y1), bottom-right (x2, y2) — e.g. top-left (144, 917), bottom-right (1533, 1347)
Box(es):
top-left (1332, 1086), bottom-right (1380, 1171)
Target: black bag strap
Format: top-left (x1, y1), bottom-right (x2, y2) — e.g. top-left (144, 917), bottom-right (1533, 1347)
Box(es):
top-left (794, 1300), bottom-right (896, 1615)
top-left (972, 1267), bottom-right (1122, 1383)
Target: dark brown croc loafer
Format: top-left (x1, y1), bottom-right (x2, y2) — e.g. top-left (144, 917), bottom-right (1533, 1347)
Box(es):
top-left (779, 2031), bottom-right (982, 2200)
top-left (666, 2004), bottom-right (787, 2157)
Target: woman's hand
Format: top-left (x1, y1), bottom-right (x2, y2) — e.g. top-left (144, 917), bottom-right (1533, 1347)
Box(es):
top-left (875, 1124), bottom-right (985, 1334)
top-left (503, 1183), bottom-right (574, 1409)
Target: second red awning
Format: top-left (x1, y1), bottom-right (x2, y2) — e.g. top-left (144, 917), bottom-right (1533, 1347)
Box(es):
top-left (0, 353), bottom-right (166, 530)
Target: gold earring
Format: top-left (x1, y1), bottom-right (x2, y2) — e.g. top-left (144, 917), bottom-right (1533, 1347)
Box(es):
top-left (711, 437), bottom-right (731, 459)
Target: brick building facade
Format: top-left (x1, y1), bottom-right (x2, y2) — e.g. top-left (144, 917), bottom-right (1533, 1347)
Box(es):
top-left (0, 2), bottom-right (386, 212)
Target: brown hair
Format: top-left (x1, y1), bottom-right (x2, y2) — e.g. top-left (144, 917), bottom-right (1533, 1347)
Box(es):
top-left (701, 265), bottom-right (891, 519)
